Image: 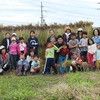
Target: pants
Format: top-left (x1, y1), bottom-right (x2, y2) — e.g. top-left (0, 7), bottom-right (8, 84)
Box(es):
top-left (59, 55), bottom-right (69, 74)
top-left (10, 54), bottom-right (17, 70)
top-left (43, 58), bottom-right (57, 74)
top-left (18, 65), bottom-right (28, 72)
top-left (87, 52), bottom-right (95, 68)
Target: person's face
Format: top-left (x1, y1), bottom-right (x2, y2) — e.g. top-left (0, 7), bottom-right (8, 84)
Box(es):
top-left (1, 49), bottom-right (6, 54)
top-left (78, 31), bottom-right (82, 36)
top-left (30, 51), bottom-right (34, 56)
top-left (57, 38), bottom-right (63, 44)
top-left (47, 43), bottom-right (52, 48)
top-left (83, 34), bottom-right (87, 38)
top-left (89, 39), bottom-right (93, 45)
top-left (71, 35), bottom-right (76, 40)
top-left (20, 55), bottom-right (25, 60)
top-left (49, 31), bottom-right (54, 36)
top-left (94, 30), bottom-right (99, 36)
top-left (34, 57), bottom-right (38, 61)
top-left (97, 45), bottom-right (100, 49)
top-left (30, 32), bottom-right (35, 37)
top-left (72, 54), bottom-right (77, 59)
top-left (20, 39), bottom-right (24, 43)
top-left (66, 29), bottom-right (70, 33)
top-left (12, 40), bottom-right (16, 43)
top-left (63, 45), bottom-right (67, 49)
top-left (6, 34), bottom-right (10, 39)
top-left (12, 35), bottom-right (17, 38)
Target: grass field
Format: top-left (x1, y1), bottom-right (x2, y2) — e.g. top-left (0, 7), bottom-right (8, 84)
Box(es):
top-left (0, 71), bottom-right (100, 100)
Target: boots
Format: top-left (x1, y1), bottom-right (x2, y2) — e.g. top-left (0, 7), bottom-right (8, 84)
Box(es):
top-left (23, 70), bottom-right (27, 76)
top-left (17, 69), bottom-right (22, 76)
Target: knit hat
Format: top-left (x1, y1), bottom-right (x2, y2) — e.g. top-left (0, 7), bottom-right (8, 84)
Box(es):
top-left (65, 26), bottom-right (71, 32)
top-left (11, 37), bottom-right (16, 41)
top-left (0, 45), bottom-right (5, 50)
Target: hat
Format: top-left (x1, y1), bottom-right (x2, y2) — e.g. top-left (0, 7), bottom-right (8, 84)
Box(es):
top-left (11, 37), bottom-right (16, 41)
top-left (12, 33), bottom-right (17, 36)
top-left (0, 45), bottom-right (5, 50)
top-left (78, 28), bottom-right (83, 31)
top-left (65, 26), bottom-right (71, 32)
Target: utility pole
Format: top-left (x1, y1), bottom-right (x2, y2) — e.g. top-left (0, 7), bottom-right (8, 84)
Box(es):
top-left (41, 2), bottom-right (43, 26)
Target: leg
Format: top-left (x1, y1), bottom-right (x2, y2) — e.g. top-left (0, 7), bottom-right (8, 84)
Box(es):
top-left (17, 65), bottom-right (22, 76)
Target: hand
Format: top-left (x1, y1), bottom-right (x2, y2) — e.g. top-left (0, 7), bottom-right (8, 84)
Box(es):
top-left (33, 47), bottom-right (36, 50)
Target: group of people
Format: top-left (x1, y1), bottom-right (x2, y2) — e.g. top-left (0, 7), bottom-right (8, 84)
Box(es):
top-left (0, 27), bottom-right (100, 76)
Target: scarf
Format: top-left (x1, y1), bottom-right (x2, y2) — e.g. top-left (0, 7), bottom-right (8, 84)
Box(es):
top-left (2, 54), bottom-right (7, 60)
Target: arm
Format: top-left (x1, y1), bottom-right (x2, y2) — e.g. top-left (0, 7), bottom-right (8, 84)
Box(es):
top-left (17, 44), bottom-right (21, 55)
top-left (56, 46), bottom-right (63, 52)
top-left (24, 44), bottom-right (27, 55)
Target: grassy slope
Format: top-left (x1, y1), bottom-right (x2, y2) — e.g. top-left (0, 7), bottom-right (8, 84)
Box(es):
top-left (0, 72), bottom-right (100, 100)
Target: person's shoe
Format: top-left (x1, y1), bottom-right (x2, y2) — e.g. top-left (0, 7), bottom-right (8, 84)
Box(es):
top-left (23, 71), bottom-right (27, 76)
top-left (17, 71), bottom-right (22, 76)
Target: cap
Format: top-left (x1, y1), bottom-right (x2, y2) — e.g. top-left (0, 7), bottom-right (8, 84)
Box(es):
top-left (12, 33), bottom-right (17, 36)
top-left (0, 45), bottom-right (5, 50)
top-left (11, 37), bottom-right (16, 41)
top-left (65, 26), bottom-right (71, 32)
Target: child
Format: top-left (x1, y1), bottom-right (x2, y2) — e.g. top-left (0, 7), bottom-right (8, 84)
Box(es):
top-left (43, 42), bottom-right (58, 74)
top-left (55, 35), bottom-right (64, 65)
top-left (30, 55), bottom-right (40, 74)
top-left (9, 37), bottom-right (18, 72)
top-left (26, 49), bottom-right (35, 69)
top-left (68, 33), bottom-right (80, 58)
top-left (28, 30), bottom-right (39, 55)
top-left (17, 54), bottom-right (29, 76)
top-left (12, 33), bottom-right (19, 44)
top-left (58, 42), bottom-right (70, 74)
top-left (18, 37), bottom-right (27, 55)
top-left (47, 30), bottom-right (57, 43)
top-left (79, 31), bottom-right (88, 62)
top-left (95, 44), bottom-right (100, 70)
top-left (87, 38), bottom-right (96, 70)
top-left (0, 45), bottom-right (10, 75)
top-left (71, 53), bottom-right (82, 72)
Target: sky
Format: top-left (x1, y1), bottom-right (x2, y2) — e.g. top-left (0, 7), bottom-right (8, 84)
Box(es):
top-left (0, 0), bottom-right (100, 27)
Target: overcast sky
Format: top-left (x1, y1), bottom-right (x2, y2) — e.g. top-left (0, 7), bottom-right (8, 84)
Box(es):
top-left (0, 0), bottom-right (100, 27)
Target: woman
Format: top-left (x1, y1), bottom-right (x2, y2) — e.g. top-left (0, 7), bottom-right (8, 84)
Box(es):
top-left (92, 29), bottom-right (100, 45)
top-left (76, 28), bottom-right (83, 41)
top-left (0, 45), bottom-right (10, 75)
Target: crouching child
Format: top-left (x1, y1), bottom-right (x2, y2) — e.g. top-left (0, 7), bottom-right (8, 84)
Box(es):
top-left (17, 54), bottom-right (29, 76)
top-left (0, 45), bottom-right (10, 75)
top-left (30, 55), bottom-right (40, 74)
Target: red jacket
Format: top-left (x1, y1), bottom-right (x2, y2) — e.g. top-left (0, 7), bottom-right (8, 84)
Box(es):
top-left (60, 48), bottom-right (69, 56)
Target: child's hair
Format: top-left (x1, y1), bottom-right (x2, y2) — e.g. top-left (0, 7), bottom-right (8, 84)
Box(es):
top-left (20, 54), bottom-right (27, 59)
top-left (30, 30), bottom-right (35, 34)
top-left (5, 32), bottom-right (10, 36)
top-left (93, 29), bottom-right (100, 36)
top-left (70, 32), bottom-right (76, 36)
top-left (29, 49), bottom-right (35, 56)
top-left (19, 37), bottom-right (24, 40)
top-left (46, 41), bottom-right (52, 46)
top-left (57, 35), bottom-right (63, 40)
top-left (88, 38), bottom-right (94, 45)
top-left (82, 31), bottom-right (87, 35)
top-left (49, 29), bottom-right (55, 33)
top-left (33, 55), bottom-right (39, 59)
top-left (63, 42), bottom-right (69, 49)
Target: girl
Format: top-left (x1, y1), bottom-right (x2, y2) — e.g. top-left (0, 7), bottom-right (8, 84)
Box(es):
top-left (76, 28), bottom-right (83, 41)
top-left (0, 45), bottom-right (10, 75)
top-left (87, 38), bottom-right (96, 70)
top-left (26, 49), bottom-right (35, 69)
top-left (18, 37), bottom-right (27, 55)
top-left (58, 42), bottom-right (70, 74)
top-left (92, 29), bottom-right (100, 45)
top-left (9, 37), bottom-right (18, 72)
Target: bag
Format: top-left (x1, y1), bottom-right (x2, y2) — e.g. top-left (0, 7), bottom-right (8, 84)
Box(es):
top-left (2, 64), bottom-right (10, 71)
top-left (0, 69), bottom-right (3, 75)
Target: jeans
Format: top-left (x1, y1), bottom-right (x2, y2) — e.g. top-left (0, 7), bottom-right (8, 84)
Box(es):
top-left (10, 54), bottom-right (17, 70)
top-left (59, 55), bottom-right (69, 74)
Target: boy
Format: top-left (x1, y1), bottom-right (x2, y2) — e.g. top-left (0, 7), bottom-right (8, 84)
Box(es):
top-left (95, 44), bottom-right (100, 70)
top-left (28, 30), bottom-right (39, 55)
top-left (79, 31), bottom-right (88, 62)
top-left (68, 33), bottom-right (80, 58)
top-left (43, 42), bottom-right (58, 74)
top-left (17, 54), bottom-right (29, 76)
top-left (30, 55), bottom-right (40, 74)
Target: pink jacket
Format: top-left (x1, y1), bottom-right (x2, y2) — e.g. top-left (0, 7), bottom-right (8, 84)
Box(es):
top-left (17, 43), bottom-right (27, 55)
top-left (9, 43), bottom-right (18, 55)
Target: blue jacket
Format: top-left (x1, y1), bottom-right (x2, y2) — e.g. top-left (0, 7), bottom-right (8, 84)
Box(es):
top-left (27, 36), bottom-right (39, 54)
top-left (18, 59), bottom-right (29, 67)
top-left (92, 36), bottom-right (100, 45)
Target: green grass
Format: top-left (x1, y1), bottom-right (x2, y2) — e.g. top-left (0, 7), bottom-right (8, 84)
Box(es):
top-left (0, 71), bottom-right (100, 100)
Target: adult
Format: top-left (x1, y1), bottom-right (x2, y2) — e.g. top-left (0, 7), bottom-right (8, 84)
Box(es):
top-left (62, 26), bottom-right (71, 43)
top-left (92, 29), bottom-right (100, 45)
top-left (27, 30), bottom-right (39, 55)
top-left (12, 33), bottom-right (19, 44)
top-left (1, 33), bottom-right (11, 52)
top-left (76, 28), bottom-right (83, 41)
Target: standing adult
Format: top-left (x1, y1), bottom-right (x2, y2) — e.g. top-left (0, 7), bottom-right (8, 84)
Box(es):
top-left (92, 29), bottom-right (100, 45)
top-left (1, 33), bottom-right (11, 52)
top-left (62, 26), bottom-right (71, 43)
